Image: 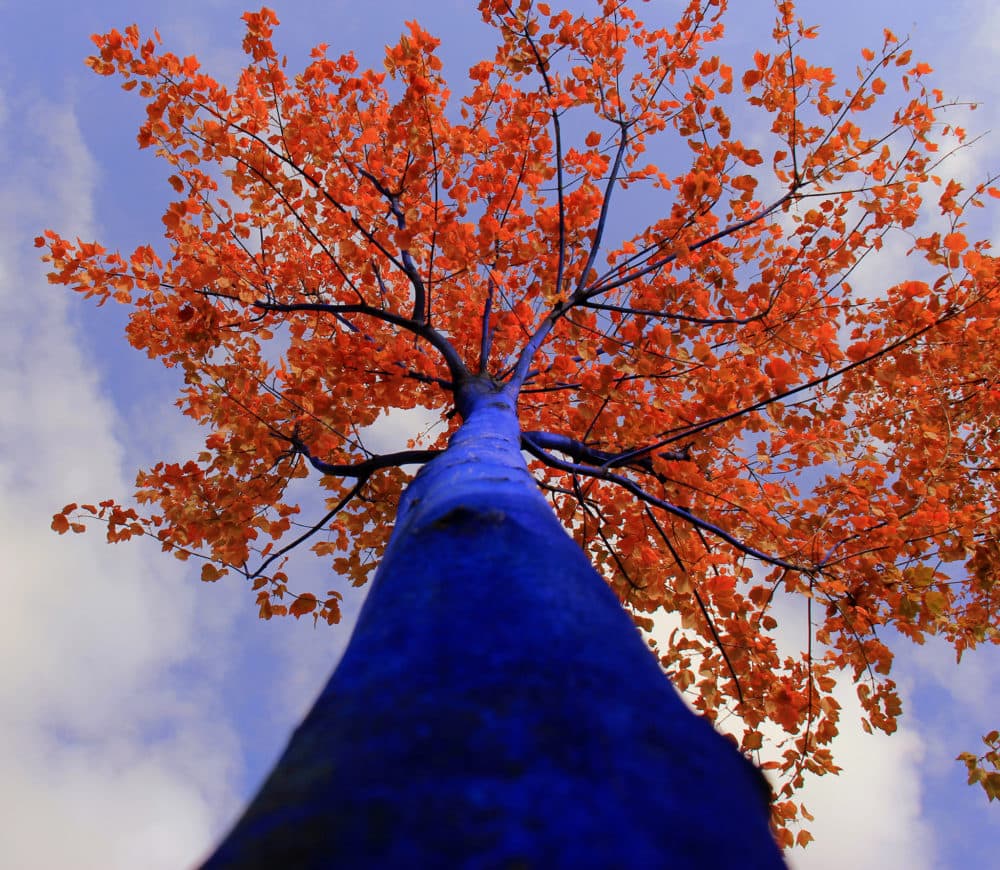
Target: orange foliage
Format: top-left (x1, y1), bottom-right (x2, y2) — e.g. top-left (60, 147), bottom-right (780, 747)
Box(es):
top-left (42, 0), bottom-right (998, 846)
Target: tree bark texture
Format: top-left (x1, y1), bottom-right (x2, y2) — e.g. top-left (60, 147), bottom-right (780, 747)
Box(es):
top-left (201, 381), bottom-right (786, 868)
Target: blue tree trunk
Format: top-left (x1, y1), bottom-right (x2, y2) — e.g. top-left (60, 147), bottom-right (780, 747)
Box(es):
top-left (202, 380), bottom-right (786, 868)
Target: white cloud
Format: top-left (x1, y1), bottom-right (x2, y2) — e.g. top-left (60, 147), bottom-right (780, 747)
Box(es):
top-left (787, 684), bottom-right (935, 870)
top-left (783, 631), bottom-right (998, 870)
top-left (738, 584), bottom-right (940, 869)
top-left (911, 637), bottom-right (999, 723)
top-left (0, 89), bottom-right (243, 870)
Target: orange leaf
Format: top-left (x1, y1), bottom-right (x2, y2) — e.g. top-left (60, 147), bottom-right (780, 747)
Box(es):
top-left (201, 563), bottom-right (226, 582)
top-left (943, 232), bottom-right (967, 253)
top-left (290, 593), bottom-right (318, 618)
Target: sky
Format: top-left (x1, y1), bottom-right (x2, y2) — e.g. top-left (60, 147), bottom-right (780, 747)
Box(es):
top-left (0, 1), bottom-right (997, 867)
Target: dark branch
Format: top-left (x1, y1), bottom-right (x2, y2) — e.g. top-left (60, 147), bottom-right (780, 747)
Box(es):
top-left (522, 432), bottom-right (803, 572)
top-left (480, 269), bottom-right (497, 374)
top-left (506, 186), bottom-right (801, 392)
top-left (608, 304), bottom-right (966, 469)
top-left (356, 166), bottom-right (428, 322)
top-left (572, 123), bottom-right (631, 297)
top-left (522, 430), bottom-right (690, 472)
top-left (250, 298), bottom-right (469, 383)
top-left (277, 428), bottom-right (441, 479)
top-left (581, 299), bottom-right (764, 327)
top-left (245, 477), bottom-right (369, 584)
top-left (582, 190), bottom-right (797, 299)
top-left (646, 506), bottom-right (746, 706)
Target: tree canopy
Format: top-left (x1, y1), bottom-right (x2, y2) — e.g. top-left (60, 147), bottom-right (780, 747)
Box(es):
top-left (42, 0), bottom-right (999, 844)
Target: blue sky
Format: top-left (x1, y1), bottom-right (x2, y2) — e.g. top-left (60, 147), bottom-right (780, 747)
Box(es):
top-left (1, 1), bottom-right (997, 867)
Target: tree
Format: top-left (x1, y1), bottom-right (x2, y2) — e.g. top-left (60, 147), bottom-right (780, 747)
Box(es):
top-left (41, 0), bottom-right (998, 862)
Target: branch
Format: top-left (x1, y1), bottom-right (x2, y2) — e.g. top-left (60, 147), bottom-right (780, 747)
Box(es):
top-left (510, 0), bottom-right (568, 301)
top-left (277, 428), bottom-right (441, 479)
top-left (370, 362), bottom-right (453, 390)
top-left (355, 166), bottom-right (428, 322)
top-left (522, 430), bottom-right (690, 471)
top-left (645, 505), bottom-right (746, 706)
top-left (582, 190), bottom-right (797, 299)
top-left (480, 269), bottom-right (497, 374)
top-left (568, 473), bottom-right (645, 597)
top-left (250, 298), bottom-right (469, 383)
top-left (608, 303), bottom-right (968, 469)
top-left (581, 299), bottom-right (765, 327)
top-left (522, 432), bottom-right (803, 572)
top-left (506, 187), bottom-right (800, 392)
top-left (245, 477), bottom-right (369, 585)
top-left (573, 123), bottom-right (632, 297)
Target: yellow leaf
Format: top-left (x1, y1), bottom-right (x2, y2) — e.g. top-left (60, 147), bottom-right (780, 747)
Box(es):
top-left (924, 589), bottom-right (947, 616)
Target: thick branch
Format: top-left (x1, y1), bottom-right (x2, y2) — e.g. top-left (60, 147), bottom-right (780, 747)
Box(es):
top-left (251, 298), bottom-right (469, 383)
top-left (608, 303), bottom-right (965, 469)
top-left (480, 269), bottom-right (497, 374)
top-left (572, 124), bottom-right (631, 297)
top-left (582, 190), bottom-right (797, 299)
top-left (245, 477), bottom-right (369, 584)
top-left (356, 166), bottom-right (428, 322)
top-left (522, 430), bottom-right (690, 471)
top-left (581, 299), bottom-right (764, 327)
top-left (279, 428), bottom-right (441, 479)
top-left (522, 432), bottom-right (803, 572)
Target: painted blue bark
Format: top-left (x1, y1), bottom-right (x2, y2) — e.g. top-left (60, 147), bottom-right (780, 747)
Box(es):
top-left (201, 381), bottom-right (785, 868)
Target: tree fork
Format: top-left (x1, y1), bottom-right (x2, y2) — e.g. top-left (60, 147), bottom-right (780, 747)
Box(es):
top-left (201, 379), bottom-right (784, 868)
